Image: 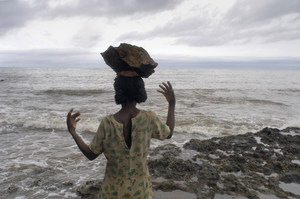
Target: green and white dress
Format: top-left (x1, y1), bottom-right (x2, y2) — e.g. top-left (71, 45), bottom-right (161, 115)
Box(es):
top-left (89, 110), bottom-right (170, 199)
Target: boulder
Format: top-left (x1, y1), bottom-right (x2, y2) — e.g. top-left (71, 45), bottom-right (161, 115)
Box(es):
top-left (101, 43), bottom-right (158, 78)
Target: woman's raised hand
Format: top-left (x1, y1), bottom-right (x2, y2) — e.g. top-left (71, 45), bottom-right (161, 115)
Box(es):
top-left (67, 109), bottom-right (81, 131)
top-left (157, 81), bottom-right (175, 104)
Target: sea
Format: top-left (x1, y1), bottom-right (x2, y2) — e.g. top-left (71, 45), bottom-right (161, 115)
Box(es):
top-left (0, 67), bottom-right (300, 198)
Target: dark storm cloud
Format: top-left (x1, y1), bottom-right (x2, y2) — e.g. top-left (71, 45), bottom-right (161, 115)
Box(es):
top-left (0, 0), bottom-right (184, 37)
top-left (0, 0), bottom-right (37, 36)
top-left (118, 0), bottom-right (300, 46)
top-left (225, 0), bottom-right (300, 25)
top-left (46, 0), bottom-right (184, 18)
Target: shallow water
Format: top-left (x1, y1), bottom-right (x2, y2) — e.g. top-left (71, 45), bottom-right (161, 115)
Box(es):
top-left (153, 190), bottom-right (197, 199)
top-left (1, 67), bottom-right (300, 198)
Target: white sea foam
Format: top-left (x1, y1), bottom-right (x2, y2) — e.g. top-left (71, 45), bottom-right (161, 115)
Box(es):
top-left (1, 68), bottom-right (300, 135)
top-left (281, 114), bottom-right (300, 129)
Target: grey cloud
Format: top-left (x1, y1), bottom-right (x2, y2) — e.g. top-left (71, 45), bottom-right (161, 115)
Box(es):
top-left (117, 16), bottom-right (211, 41)
top-left (157, 58), bottom-right (300, 69)
top-left (0, 0), bottom-right (184, 37)
top-left (117, 16), bottom-right (234, 46)
top-left (43, 0), bottom-right (184, 18)
top-left (0, 0), bottom-right (34, 36)
top-left (0, 48), bottom-right (105, 67)
top-left (118, 0), bottom-right (300, 46)
top-left (0, 0), bottom-right (48, 36)
top-left (225, 0), bottom-right (300, 26)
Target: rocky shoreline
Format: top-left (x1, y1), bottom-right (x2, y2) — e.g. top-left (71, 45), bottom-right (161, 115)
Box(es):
top-left (76, 127), bottom-right (300, 199)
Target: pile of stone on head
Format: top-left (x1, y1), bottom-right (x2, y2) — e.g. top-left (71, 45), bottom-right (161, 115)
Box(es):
top-left (101, 43), bottom-right (158, 78)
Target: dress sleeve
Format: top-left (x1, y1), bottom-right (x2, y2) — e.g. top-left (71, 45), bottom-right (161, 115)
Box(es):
top-left (89, 119), bottom-right (105, 155)
top-left (151, 111), bottom-right (170, 140)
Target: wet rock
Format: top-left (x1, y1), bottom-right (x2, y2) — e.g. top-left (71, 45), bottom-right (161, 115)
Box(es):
top-left (190, 101), bottom-right (201, 107)
top-left (148, 126), bottom-right (300, 198)
top-left (77, 180), bottom-right (102, 198)
top-left (148, 156), bottom-right (202, 181)
top-left (281, 127), bottom-right (300, 133)
top-left (150, 144), bottom-right (181, 157)
top-left (7, 184), bottom-right (19, 194)
top-left (101, 43), bottom-right (157, 78)
top-left (219, 134), bottom-right (257, 152)
top-left (280, 172), bottom-right (300, 183)
top-left (283, 145), bottom-right (300, 158)
top-left (240, 173), bottom-right (267, 190)
top-left (255, 127), bottom-right (280, 144)
top-left (183, 139), bottom-right (219, 153)
top-left (218, 158), bottom-right (241, 173)
top-left (32, 167), bottom-right (57, 175)
top-left (30, 179), bottom-right (42, 187)
top-left (62, 182), bottom-right (74, 187)
top-left (198, 166), bottom-right (220, 181)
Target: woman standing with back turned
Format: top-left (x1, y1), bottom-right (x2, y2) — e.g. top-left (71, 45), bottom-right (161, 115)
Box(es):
top-left (66, 72), bottom-right (175, 198)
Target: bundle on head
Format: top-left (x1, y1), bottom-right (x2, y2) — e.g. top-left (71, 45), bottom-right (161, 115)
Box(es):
top-left (101, 43), bottom-right (158, 78)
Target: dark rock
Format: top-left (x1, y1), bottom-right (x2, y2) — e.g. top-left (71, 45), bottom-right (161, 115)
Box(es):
top-left (183, 139), bottom-right (219, 153)
top-left (219, 134), bottom-right (257, 152)
top-left (255, 127), bottom-right (280, 144)
top-left (280, 172), bottom-right (300, 183)
top-left (198, 166), bottom-right (220, 181)
top-left (283, 145), bottom-right (300, 158)
top-left (62, 182), bottom-right (74, 187)
top-left (281, 127), bottom-right (300, 133)
top-left (77, 180), bottom-right (102, 198)
top-left (220, 159), bottom-right (241, 172)
top-left (7, 185), bottom-right (19, 194)
top-left (101, 43), bottom-right (157, 78)
top-left (150, 144), bottom-right (181, 157)
top-left (148, 156), bottom-right (202, 181)
top-left (256, 127), bottom-right (280, 137)
top-left (30, 179), bottom-right (42, 187)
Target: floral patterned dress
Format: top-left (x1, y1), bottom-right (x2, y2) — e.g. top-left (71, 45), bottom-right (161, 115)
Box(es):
top-left (89, 110), bottom-right (170, 199)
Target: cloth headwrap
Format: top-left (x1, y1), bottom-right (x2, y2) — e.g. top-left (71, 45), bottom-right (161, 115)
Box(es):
top-left (117, 71), bottom-right (140, 78)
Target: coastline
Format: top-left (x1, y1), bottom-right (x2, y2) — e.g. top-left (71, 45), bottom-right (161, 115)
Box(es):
top-left (76, 127), bottom-right (300, 198)
top-left (2, 127), bottom-right (300, 199)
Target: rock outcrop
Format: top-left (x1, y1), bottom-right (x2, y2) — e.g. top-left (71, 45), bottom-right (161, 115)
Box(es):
top-left (76, 127), bottom-right (300, 198)
top-left (148, 127), bottom-right (300, 199)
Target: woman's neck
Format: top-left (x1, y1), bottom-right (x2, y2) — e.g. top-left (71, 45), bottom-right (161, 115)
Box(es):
top-left (114, 101), bottom-right (140, 124)
top-left (121, 101), bottom-right (137, 111)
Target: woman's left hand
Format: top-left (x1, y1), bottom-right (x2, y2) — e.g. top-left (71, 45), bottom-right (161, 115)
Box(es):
top-left (67, 109), bottom-right (81, 131)
top-left (157, 81), bottom-right (176, 105)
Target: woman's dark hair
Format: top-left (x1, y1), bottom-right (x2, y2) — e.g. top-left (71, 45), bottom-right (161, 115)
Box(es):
top-left (114, 76), bottom-right (147, 104)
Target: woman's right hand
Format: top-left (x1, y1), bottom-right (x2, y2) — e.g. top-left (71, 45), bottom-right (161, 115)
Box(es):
top-left (157, 81), bottom-right (175, 104)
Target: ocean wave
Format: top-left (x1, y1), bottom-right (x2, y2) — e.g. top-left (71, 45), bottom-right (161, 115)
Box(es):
top-left (37, 89), bottom-right (112, 96)
top-left (246, 98), bottom-right (288, 107)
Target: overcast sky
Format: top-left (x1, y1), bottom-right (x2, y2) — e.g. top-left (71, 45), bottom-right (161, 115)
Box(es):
top-left (0, 0), bottom-right (300, 69)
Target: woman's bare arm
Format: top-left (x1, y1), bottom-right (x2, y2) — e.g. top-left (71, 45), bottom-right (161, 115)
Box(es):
top-left (157, 81), bottom-right (175, 139)
top-left (67, 109), bottom-right (98, 160)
